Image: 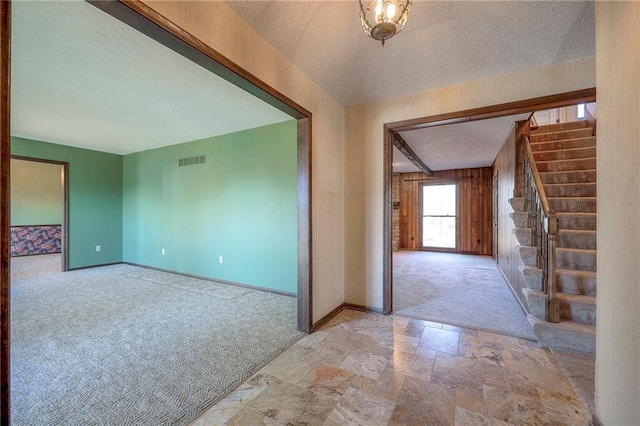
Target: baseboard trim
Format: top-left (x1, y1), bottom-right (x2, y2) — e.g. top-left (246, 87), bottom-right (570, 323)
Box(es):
top-left (310, 302), bottom-right (386, 333)
top-left (11, 251), bottom-right (62, 258)
top-left (590, 414), bottom-right (602, 426)
top-left (67, 261), bottom-right (122, 271)
top-left (311, 303), bottom-right (346, 332)
top-left (122, 262), bottom-right (297, 298)
top-left (344, 302), bottom-right (384, 315)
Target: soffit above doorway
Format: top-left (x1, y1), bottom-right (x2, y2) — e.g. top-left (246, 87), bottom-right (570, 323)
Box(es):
top-left (11, 1), bottom-right (292, 155)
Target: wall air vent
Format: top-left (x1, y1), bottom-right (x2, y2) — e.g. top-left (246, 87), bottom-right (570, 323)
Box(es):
top-left (178, 155), bottom-right (206, 167)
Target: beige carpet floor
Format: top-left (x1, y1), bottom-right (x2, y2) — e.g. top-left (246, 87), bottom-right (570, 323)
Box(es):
top-left (393, 251), bottom-right (536, 340)
top-left (10, 254), bottom-right (302, 425)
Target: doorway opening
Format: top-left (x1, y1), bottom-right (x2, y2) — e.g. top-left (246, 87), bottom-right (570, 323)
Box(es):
top-left (10, 156), bottom-right (69, 271)
top-left (382, 89), bottom-right (597, 334)
top-left (1, 1), bottom-right (313, 424)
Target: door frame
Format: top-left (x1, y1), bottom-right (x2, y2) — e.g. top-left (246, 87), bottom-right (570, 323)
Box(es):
top-left (1, 2), bottom-right (314, 421)
top-left (492, 170), bottom-right (499, 260)
top-left (10, 156), bottom-right (70, 272)
top-left (382, 88), bottom-right (597, 315)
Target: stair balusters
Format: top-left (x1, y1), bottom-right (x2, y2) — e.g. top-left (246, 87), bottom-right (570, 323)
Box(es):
top-left (522, 135), bottom-right (560, 323)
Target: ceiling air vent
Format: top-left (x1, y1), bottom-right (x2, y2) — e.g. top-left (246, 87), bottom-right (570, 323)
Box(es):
top-left (178, 155), bottom-right (206, 167)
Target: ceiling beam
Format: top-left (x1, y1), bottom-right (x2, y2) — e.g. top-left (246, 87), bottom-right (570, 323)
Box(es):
top-left (393, 133), bottom-right (433, 176)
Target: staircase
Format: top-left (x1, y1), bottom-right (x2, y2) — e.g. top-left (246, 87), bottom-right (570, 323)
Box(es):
top-left (510, 120), bottom-right (596, 353)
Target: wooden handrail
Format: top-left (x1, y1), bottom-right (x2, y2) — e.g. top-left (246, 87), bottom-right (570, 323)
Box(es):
top-left (528, 113), bottom-right (539, 130)
top-left (521, 134), bottom-right (560, 323)
top-left (523, 135), bottom-right (551, 214)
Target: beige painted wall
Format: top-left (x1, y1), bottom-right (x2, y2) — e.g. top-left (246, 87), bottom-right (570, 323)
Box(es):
top-left (10, 159), bottom-right (63, 226)
top-left (344, 57), bottom-right (596, 308)
top-left (141, 1), bottom-right (346, 323)
top-left (595, 3), bottom-right (640, 424)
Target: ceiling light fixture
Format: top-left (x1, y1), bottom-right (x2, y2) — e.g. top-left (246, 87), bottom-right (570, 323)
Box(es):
top-left (359, 0), bottom-right (412, 46)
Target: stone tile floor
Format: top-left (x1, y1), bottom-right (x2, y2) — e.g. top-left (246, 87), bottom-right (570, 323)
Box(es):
top-left (191, 309), bottom-right (590, 425)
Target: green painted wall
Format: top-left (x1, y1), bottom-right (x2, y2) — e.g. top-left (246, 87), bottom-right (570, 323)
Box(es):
top-left (11, 158), bottom-right (63, 226)
top-left (11, 137), bottom-right (123, 268)
top-left (123, 121), bottom-right (297, 294)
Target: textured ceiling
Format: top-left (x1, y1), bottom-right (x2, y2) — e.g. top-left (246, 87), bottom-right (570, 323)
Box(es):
top-left (225, 0), bottom-right (595, 106)
top-left (397, 113), bottom-right (531, 172)
top-left (11, 1), bottom-right (292, 155)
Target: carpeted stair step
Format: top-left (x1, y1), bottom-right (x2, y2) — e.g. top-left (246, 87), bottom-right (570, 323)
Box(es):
top-left (540, 170), bottom-right (596, 185)
top-left (531, 121), bottom-right (588, 134)
top-left (533, 146), bottom-right (596, 162)
top-left (530, 128), bottom-right (594, 143)
top-left (558, 294), bottom-right (597, 325)
top-left (521, 246), bottom-right (597, 271)
top-left (520, 266), bottom-right (597, 296)
top-left (528, 315), bottom-right (595, 353)
top-left (518, 245), bottom-right (538, 268)
top-left (513, 228), bottom-right (532, 246)
top-left (523, 290), bottom-right (596, 325)
top-left (530, 137), bottom-right (596, 152)
top-left (520, 265), bottom-right (543, 291)
top-left (536, 158), bottom-right (596, 173)
top-left (544, 183), bottom-right (596, 198)
top-left (556, 248), bottom-right (597, 272)
top-left (523, 288), bottom-right (547, 320)
top-left (508, 197), bottom-right (525, 212)
top-left (510, 211), bottom-right (528, 228)
top-left (557, 269), bottom-right (597, 296)
top-left (557, 213), bottom-right (597, 231)
top-left (548, 197), bottom-right (596, 213)
top-left (557, 230), bottom-right (597, 250)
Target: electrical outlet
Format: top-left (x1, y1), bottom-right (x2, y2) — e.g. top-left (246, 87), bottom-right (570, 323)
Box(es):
top-left (219, 255), bottom-right (223, 264)
top-left (162, 248), bottom-right (165, 256)
top-left (96, 245), bottom-right (101, 252)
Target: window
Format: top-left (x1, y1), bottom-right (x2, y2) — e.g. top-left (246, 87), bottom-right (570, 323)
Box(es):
top-left (421, 183), bottom-right (457, 249)
top-left (577, 103), bottom-right (585, 119)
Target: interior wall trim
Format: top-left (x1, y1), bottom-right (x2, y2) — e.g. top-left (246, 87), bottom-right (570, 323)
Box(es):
top-left (382, 88), bottom-right (597, 315)
top-left (343, 303), bottom-right (384, 315)
top-left (311, 303), bottom-right (345, 332)
top-left (387, 88), bottom-right (597, 132)
top-left (67, 261), bottom-right (122, 271)
top-left (0, 2), bottom-right (11, 423)
top-left (311, 301), bottom-right (386, 332)
top-left (122, 262), bottom-right (298, 298)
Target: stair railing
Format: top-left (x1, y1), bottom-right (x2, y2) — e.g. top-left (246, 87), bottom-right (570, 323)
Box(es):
top-left (522, 135), bottom-right (560, 323)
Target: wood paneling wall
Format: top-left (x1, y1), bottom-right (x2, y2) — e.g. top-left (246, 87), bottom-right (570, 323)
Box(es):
top-left (493, 124), bottom-right (528, 310)
top-left (392, 173), bottom-right (401, 252)
top-left (399, 168), bottom-right (493, 255)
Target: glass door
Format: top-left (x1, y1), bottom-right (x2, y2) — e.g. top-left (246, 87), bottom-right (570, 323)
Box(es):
top-left (420, 183), bottom-right (457, 250)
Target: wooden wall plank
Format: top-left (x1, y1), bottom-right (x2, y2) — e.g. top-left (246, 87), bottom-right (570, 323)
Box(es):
top-left (398, 167), bottom-right (493, 255)
top-left (493, 125), bottom-right (528, 310)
